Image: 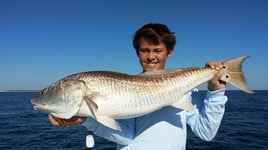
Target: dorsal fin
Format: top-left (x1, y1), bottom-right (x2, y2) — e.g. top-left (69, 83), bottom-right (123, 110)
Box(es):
top-left (139, 68), bottom-right (199, 76)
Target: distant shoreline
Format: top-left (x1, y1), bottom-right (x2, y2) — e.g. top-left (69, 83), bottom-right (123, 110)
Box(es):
top-left (0, 90), bottom-right (40, 92)
top-left (0, 90), bottom-right (266, 93)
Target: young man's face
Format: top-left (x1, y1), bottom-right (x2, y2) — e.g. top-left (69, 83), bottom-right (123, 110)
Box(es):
top-left (137, 38), bottom-right (173, 72)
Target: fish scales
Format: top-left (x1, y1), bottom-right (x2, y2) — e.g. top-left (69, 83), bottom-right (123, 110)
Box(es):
top-left (81, 68), bottom-right (216, 118)
top-left (65, 69), bottom-right (212, 116)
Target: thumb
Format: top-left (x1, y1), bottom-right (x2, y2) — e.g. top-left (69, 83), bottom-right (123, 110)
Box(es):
top-left (208, 71), bottom-right (226, 91)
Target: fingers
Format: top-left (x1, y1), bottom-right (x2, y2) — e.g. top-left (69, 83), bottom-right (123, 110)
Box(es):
top-left (206, 60), bottom-right (226, 91)
top-left (208, 71), bottom-right (226, 91)
top-left (212, 69), bottom-right (223, 82)
top-left (48, 114), bottom-right (61, 126)
top-left (48, 114), bottom-right (68, 127)
top-left (205, 61), bottom-right (224, 70)
top-left (48, 114), bottom-right (87, 128)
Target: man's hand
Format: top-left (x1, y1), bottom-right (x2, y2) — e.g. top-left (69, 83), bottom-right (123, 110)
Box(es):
top-left (205, 61), bottom-right (226, 91)
top-left (48, 114), bottom-right (87, 128)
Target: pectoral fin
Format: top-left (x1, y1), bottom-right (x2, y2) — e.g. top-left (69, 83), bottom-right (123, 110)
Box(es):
top-left (171, 94), bottom-right (195, 111)
top-left (84, 93), bottom-right (121, 130)
top-left (83, 92), bottom-right (100, 119)
top-left (84, 93), bottom-right (99, 110)
top-left (95, 115), bottom-right (121, 131)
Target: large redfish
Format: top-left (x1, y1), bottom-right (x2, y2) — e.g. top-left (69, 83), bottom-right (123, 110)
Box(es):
top-left (31, 56), bottom-right (253, 130)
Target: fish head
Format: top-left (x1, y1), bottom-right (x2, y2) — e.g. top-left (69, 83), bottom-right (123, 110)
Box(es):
top-left (31, 79), bottom-right (87, 119)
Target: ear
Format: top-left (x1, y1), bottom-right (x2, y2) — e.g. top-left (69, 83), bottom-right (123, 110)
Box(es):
top-left (167, 49), bottom-right (174, 58)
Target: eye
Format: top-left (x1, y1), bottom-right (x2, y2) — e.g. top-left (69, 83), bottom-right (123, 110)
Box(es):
top-left (155, 49), bottom-right (162, 53)
top-left (40, 89), bottom-right (47, 96)
top-left (139, 49), bottom-right (149, 53)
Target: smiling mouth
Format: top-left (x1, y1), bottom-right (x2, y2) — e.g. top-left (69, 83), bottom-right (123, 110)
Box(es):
top-left (146, 62), bottom-right (158, 66)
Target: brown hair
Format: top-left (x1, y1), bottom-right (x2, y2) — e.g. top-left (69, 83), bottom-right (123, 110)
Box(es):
top-left (133, 23), bottom-right (176, 54)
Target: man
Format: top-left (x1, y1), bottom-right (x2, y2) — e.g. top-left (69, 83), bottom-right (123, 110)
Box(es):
top-left (49, 23), bottom-right (227, 149)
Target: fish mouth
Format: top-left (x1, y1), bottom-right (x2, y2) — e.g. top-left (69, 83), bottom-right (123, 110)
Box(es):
top-left (32, 104), bottom-right (52, 114)
top-left (31, 98), bottom-right (45, 106)
top-left (32, 103), bottom-right (44, 110)
top-left (31, 99), bottom-right (36, 104)
top-left (31, 99), bottom-right (47, 111)
top-left (31, 101), bottom-right (70, 116)
top-left (31, 98), bottom-right (39, 105)
top-left (33, 105), bottom-right (40, 110)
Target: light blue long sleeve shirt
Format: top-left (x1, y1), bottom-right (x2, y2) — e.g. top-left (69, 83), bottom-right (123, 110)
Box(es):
top-left (82, 89), bottom-right (227, 150)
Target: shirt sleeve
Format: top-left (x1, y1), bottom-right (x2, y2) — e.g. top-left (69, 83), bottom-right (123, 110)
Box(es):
top-left (186, 88), bottom-right (228, 141)
top-left (81, 117), bottom-right (135, 145)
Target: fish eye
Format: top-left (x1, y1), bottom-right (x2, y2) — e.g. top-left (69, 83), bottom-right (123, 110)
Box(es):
top-left (40, 88), bottom-right (47, 96)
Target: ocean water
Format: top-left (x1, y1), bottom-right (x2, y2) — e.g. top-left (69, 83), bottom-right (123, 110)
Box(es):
top-left (0, 91), bottom-right (267, 149)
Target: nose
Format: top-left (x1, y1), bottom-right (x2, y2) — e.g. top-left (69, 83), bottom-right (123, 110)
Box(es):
top-left (146, 52), bottom-right (155, 61)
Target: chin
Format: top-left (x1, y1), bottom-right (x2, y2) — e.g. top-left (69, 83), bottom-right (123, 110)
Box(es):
top-left (144, 67), bottom-right (159, 71)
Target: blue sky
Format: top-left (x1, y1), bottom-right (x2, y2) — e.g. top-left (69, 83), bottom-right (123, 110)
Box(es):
top-left (1, 0), bottom-right (267, 90)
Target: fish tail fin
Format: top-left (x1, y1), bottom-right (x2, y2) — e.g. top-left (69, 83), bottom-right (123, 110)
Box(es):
top-left (220, 56), bottom-right (254, 94)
